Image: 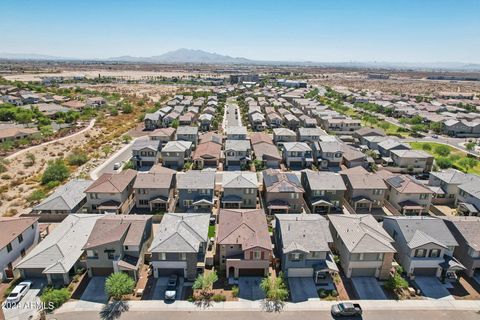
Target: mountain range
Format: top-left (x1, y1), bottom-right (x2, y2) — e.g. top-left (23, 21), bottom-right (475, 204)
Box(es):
top-left (1, 48), bottom-right (480, 71)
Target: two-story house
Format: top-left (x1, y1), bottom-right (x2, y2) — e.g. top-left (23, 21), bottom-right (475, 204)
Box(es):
top-left (263, 169), bottom-right (305, 214)
top-left (301, 171), bottom-right (346, 213)
top-left (149, 127), bottom-right (176, 147)
top-left (275, 214), bottom-right (338, 282)
top-left (443, 217), bottom-right (480, 278)
top-left (428, 169), bottom-right (478, 205)
top-left (389, 149), bottom-right (434, 173)
top-left (132, 139), bottom-right (161, 169)
top-left (176, 126), bottom-right (199, 147)
top-left (297, 127), bottom-right (324, 144)
top-left (314, 141), bottom-right (344, 169)
top-left (328, 214), bottom-right (395, 279)
top-left (281, 142), bottom-right (313, 169)
top-left (224, 139), bottom-right (252, 169)
top-left (221, 171), bottom-right (258, 209)
top-left (384, 175), bottom-right (433, 215)
top-left (273, 128), bottom-right (296, 145)
top-left (133, 171), bottom-right (175, 212)
top-left (176, 171), bottom-right (216, 212)
top-left (341, 171), bottom-right (388, 213)
top-left (226, 126), bottom-right (247, 140)
top-left (216, 209), bottom-right (272, 278)
top-left (85, 170), bottom-right (137, 214)
top-left (383, 216), bottom-right (464, 280)
top-left (149, 213), bottom-right (210, 280)
top-left (160, 140), bottom-right (193, 169)
top-left (83, 215), bottom-right (152, 280)
top-left (0, 218), bottom-right (39, 282)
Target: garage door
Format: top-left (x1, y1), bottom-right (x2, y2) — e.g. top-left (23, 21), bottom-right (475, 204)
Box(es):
top-left (204, 160), bottom-right (217, 167)
top-left (228, 161), bottom-right (240, 166)
top-left (142, 161), bottom-right (154, 166)
top-left (287, 268), bottom-right (313, 278)
top-left (163, 162), bottom-right (178, 168)
top-left (91, 267), bottom-right (113, 276)
top-left (413, 268), bottom-right (438, 276)
top-left (21, 268), bottom-right (44, 279)
top-left (351, 268), bottom-right (377, 277)
top-left (156, 268), bottom-right (184, 277)
top-left (238, 268), bottom-right (265, 276)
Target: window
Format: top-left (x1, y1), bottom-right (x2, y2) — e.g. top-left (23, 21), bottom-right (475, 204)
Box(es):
top-left (414, 249), bottom-right (427, 258)
top-left (159, 252), bottom-right (166, 260)
top-left (289, 253), bottom-right (301, 261)
top-left (106, 250), bottom-right (115, 260)
top-left (18, 234), bottom-right (23, 243)
top-left (429, 249), bottom-right (441, 258)
top-left (184, 200), bottom-right (193, 207)
top-left (310, 251), bottom-right (320, 258)
top-left (87, 250), bottom-right (98, 259)
top-left (419, 194), bottom-right (429, 200)
top-left (372, 189), bottom-right (383, 195)
top-left (253, 251), bottom-right (261, 260)
top-left (139, 200), bottom-right (149, 206)
top-left (6, 243), bottom-right (12, 253)
top-left (290, 193), bottom-right (299, 199)
top-left (180, 253), bottom-right (187, 261)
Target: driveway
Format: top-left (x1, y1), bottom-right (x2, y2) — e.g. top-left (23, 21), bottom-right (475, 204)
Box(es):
top-left (288, 277), bottom-right (319, 303)
top-left (414, 276), bottom-right (454, 300)
top-left (150, 277), bottom-right (184, 300)
top-left (80, 276), bottom-right (108, 303)
top-left (351, 277), bottom-right (387, 300)
top-left (2, 279), bottom-right (47, 320)
top-left (238, 277), bottom-right (265, 301)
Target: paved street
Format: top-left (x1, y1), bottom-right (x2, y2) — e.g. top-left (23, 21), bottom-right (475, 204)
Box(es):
top-left (47, 310), bottom-right (480, 320)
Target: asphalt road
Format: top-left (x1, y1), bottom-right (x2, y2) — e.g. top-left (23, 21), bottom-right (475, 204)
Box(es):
top-left (47, 310), bottom-right (480, 320)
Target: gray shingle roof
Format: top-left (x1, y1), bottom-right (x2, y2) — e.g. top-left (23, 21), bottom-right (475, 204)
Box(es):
top-left (222, 171), bottom-right (258, 189)
top-left (176, 171), bottom-right (215, 189)
top-left (132, 139), bottom-right (160, 151)
top-left (33, 179), bottom-right (92, 212)
top-left (176, 126), bottom-right (198, 135)
top-left (303, 170), bottom-right (346, 191)
top-left (149, 213), bottom-right (209, 253)
top-left (225, 139), bottom-right (251, 151)
top-left (282, 142), bottom-right (312, 152)
top-left (162, 140), bottom-right (192, 152)
top-left (276, 214), bottom-right (332, 253)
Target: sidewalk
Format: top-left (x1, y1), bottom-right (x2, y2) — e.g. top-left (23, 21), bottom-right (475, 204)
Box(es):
top-left (55, 298), bottom-right (480, 314)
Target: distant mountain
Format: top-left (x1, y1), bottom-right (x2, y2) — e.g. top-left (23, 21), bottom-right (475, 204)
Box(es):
top-left (109, 48), bottom-right (253, 64)
top-left (0, 52), bottom-right (76, 61)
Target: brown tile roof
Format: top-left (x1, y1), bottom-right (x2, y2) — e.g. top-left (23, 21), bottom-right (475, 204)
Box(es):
top-left (253, 142), bottom-right (282, 161)
top-left (344, 172), bottom-right (388, 190)
top-left (216, 209), bottom-right (271, 250)
top-left (148, 164), bottom-right (177, 174)
top-left (0, 127), bottom-right (39, 139)
top-left (133, 172), bottom-right (174, 189)
top-left (385, 175), bottom-right (433, 194)
top-left (83, 215), bottom-right (151, 249)
top-left (85, 169), bottom-right (137, 193)
top-left (0, 217), bottom-right (38, 250)
top-left (199, 132), bottom-right (223, 145)
top-left (263, 169), bottom-right (304, 193)
top-left (149, 127), bottom-right (176, 138)
top-left (249, 132), bottom-right (273, 145)
top-left (193, 141), bottom-right (222, 160)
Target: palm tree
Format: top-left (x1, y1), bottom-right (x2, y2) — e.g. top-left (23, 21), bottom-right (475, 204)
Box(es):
top-left (260, 273), bottom-right (288, 312)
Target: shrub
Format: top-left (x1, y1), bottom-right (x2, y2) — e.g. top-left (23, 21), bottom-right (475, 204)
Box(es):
top-left (41, 287), bottom-right (70, 312)
top-left (41, 159), bottom-right (69, 185)
top-left (66, 149), bottom-right (89, 166)
top-left (26, 190), bottom-right (46, 202)
top-left (385, 273), bottom-right (408, 292)
top-left (122, 135), bottom-right (132, 144)
top-left (331, 289), bottom-right (338, 297)
top-left (421, 143), bottom-right (432, 151)
top-left (212, 294), bottom-right (226, 302)
top-left (318, 289), bottom-right (327, 298)
top-left (122, 103), bottom-right (133, 114)
top-left (105, 272), bottom-right (135, 300)
top-left (45, 180), bottom-right (61, 189)
top-left (434, 145), bottom-right (451, 157)
top-left (231, 285), bottom-right (239, 298)
top-left (436, 156), bottom-right (453, 169)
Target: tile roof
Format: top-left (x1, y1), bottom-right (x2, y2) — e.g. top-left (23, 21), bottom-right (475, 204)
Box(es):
top-left (193, 141), bottom-right (222, 160)
top-left (385, 175), bottom-right (433, 194)
top-left (133, 172), bottom-right (174, 189)
top-left (443, 216), bottom-right (480, 250)
top-left (85, 170), bottom-right (137, 194)
top-left (303, 170), bottom-right (346, 191)
top-left (176, 171), bottom-right (215, 189)
top-left (222, 171), bottom-right (258, 189)
top-left (162, 140), bottom-right (192, 152)
top-left (263, 169), bottom-right (304, 193)
top-left (0, 217), bottom-right (38, 250)
top-left (33, 179), bottom-right (92, 212)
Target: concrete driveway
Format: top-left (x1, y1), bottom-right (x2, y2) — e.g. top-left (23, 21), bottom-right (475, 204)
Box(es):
top-left (80, 276), bottom-right (108, 303)
top-left (2, 279), bottom-right (47, 320)
top-left (288, 277), bottom-right (319, 303)
top-left (238, 277), bottom-right (265, 301)
top-left (351, 277), bottom-right (387, 300)
top-left (414, 276), bottom-right (454, 300)
top-left (150, 277), bottom-right (184, 300)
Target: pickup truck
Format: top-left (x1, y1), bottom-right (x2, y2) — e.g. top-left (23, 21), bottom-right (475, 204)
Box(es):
top-left (331, 302), bottom-right (362, 317)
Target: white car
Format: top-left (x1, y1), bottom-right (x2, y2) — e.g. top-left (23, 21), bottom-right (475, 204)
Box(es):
top-left (6, 281), bottom-right (32, 305)
top-left (164, 275), bottom-right (178, 300)
top-left (113, 162), bottom-right (121, 170)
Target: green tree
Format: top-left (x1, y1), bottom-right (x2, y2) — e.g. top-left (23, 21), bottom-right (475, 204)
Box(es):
top-left (260, 273), bottom-right (289, 311)
top-left (465, 142), bottom-right (476, 151)
top-left (422, 143), bottom-right (432, 151)
top-left (385, 272), bottom-right (408, 293)
top-left (105, 272), bottom-right (135, 300)
top-left (41, 159), bottom-right (70, 185)
top-left (40, 288), bottom-right (70, 311)
top-left (171, 119), bottom-right (179, 128)
top-left (429, 121), bottom-right (443, 134)
top-left (458, 157), bottom-right (478, 171)
top-left (436, 156), bottom-right (453, 169)
top-left (434, 145), bottom-right (451, 157)
top-left (66, 148), bottom-right (89, 166)
top-left (193, 271), bottom-right (218, 296)
top-left (122, 135), bottom-right (132, 144)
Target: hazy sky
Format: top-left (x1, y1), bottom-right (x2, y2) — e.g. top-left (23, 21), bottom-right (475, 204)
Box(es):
top-left (1, 0), bottom-right (479, 63)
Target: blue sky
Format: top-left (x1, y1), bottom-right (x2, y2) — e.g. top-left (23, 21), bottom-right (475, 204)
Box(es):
top-left (1, 0), bottom-right (479, 62)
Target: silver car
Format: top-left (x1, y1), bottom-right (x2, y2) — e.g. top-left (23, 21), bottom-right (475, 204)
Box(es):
top-left (6, 281), bottom-right (32, 306)
top-left (164, 274), bottom-right (178, 300)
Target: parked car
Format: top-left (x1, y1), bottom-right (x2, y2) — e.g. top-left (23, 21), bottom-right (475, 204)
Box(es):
top-left (414, 173), bottom-right (430, 180)
top-left (164, 274), bottom-right (178, 300)
top-left (5, 281), bottom-right (32, 306)
top-left (331, 302), bottom-right (362, 317)
top-left (113, 162), bottom-right (121, 170)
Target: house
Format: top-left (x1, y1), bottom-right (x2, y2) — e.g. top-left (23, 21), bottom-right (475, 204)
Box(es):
top-left (442, 217), bottom-right (480, 277)
top-left (149, 127), bottom-right (176, 146)
top-left (85, 169), bottom-right (137, 214)
top-left (297, 127), bottom-right (324, 143)
top-left (284, 113), bottom-right (300, 130)
top-left (443, 119), bottom-right (480, 137)
top-left (32, 179), bottom-right (92, 214)
top-left (221, 171), bottom-right (258, 209)
top-left (341, 171), bottom-right (388, 212)
top-left (389, 149), bottom-right (434, 173)
top-left (263, 169), bottom-right (305, 214)
top-left (192, 141), bottom-right (222, 169)
top-left (176, 126), bottom-right (199, 147)
top-left (16, 214), bottom-right (103, 285)
top-left (273, 128), bottom-right (296, 145)
top-left (383, 216), bottom-right (464, 280)
top-left (353, 127), bottom-right (386, 145)
top-left (384, 175), bottom-right (433, 215)
top-left (131, 139), bottom-right (161, 169)
top-left (456, 178), bottom-right (480, 216)
top-left (216, 209), bottom-right (271, 278)
top-left (0, 217), bottom-right (39, 282)
top-left (314, 141), bottom-right (344, 168)
top-left (160, 141), bottom-right (193, 169)
top-left (301, 171), bottom-right (346, 213)
top-left (323, 117), bottom-right (362, 134)
top-left (428, 169), bottom-right (477, 205)
top-left (179, 113), bottom-right (196, 126)
top-left (328, 214), bottom-right (395, 279)
top-left (176, 171), bottom-right (216, 212)
top-left (266, 112), bottom-right (283, 128)
top-left (149, 213), bottom-right (209, 280)
top-left (275, 214), bottom-right (338, 281)
top-left (198, 113), bottom-right (214, 131)
top-left (144, 112), bottom-right (162, 130)
top-left (83, 215), bottom-right (152, 280)
top-left (252, 142), bottom-right (282, 168)
top-left (377, 139), bottom-right (411, 157)
top-left (226, 126), bottom-right (247, 140)
top-left (0, 128), bottom-right (39, 143)
top-left (162, 111), bottom-right (180, 127)
top-left (250, 112), bottom-right (266, 131)
top-left (199, 132), bottom-right (223, 145)
top-left (281, 142), bottom-right (313, 169)
top-left (224, 139), bottom-right (251, 169)
top-left (133, 172), bottom-right (175, 212)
